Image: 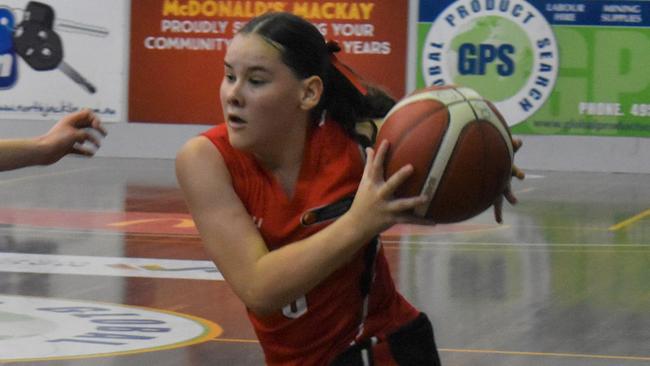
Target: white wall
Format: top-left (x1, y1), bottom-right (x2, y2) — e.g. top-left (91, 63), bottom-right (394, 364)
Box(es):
top-left (1, 1), bottom-right (648, 173)
top-left (512, 135), bottom-right (650, 173)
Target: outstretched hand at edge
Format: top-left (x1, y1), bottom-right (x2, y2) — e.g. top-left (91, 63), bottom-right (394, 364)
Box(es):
top-left (37, 109), bottom-right (107, 165)
top-left (493, 138), bottom-right (525, 224)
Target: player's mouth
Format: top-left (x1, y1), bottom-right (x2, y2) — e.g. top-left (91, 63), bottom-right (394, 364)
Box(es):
top-left (227, 114), bottom-right (247, 129)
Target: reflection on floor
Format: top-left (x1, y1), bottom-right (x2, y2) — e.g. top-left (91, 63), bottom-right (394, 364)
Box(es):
top-left (0, 157), bottom-right (648, 365)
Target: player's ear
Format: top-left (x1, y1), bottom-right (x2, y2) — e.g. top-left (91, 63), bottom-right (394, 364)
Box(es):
top-left (299, 76), bottom-right (323, 111)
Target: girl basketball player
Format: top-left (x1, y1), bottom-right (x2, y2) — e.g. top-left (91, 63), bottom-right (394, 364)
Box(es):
top-left (177, 11), bottom-right (521, 365)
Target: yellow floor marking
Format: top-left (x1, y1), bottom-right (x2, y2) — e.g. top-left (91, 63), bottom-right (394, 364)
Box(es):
top-left (211, 337), bottom-right (259, 344)
top-left (440, 347), bottom-right (650, 362)
top-left (209, 338), bottom-right (650, 361)
top-left (382, 241), bottom-right (649, 248)
top-left (609, 208), bottom-right (650, 231)
top-left (515, 187), bottom-right (535, 194)
top-left (108, 218), bottom-right (195, 228)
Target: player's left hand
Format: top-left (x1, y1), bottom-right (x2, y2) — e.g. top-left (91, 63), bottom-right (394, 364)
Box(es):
top-left (493, 138), bottom-right (524, 224)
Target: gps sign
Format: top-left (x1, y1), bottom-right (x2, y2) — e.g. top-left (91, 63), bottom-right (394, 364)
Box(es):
top-left (419, 0), bottom-right (559, 126)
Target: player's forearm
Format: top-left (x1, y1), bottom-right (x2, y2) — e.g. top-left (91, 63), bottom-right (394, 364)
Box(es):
top-left (244, 211), bottom-right (375, 315)
top-left (0, 138), bottom-right (47, 172)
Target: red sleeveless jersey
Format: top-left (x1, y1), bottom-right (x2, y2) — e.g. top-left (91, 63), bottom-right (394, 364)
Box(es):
top-left (201, 121), bottom-right (418, 365)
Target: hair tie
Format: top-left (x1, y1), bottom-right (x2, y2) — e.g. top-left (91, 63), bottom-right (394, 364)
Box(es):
top-left (326, 40), bottom-right (341, 54)
top-left (326, 40), bottom-right (368, 96)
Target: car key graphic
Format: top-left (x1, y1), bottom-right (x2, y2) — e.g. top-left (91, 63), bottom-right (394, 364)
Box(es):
top-left (12, 1), bottom-right (107, 94)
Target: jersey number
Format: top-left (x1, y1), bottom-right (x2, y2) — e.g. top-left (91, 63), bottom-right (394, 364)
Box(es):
top-left (281, 295), bottom-right (307, 319)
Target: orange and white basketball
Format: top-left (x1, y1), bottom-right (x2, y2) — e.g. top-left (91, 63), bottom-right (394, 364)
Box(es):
top-left (376, 85), bottom-right (514, 223)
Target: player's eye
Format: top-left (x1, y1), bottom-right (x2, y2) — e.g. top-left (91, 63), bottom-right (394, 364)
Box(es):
top-left (249, 77), bottom-right (267, 86)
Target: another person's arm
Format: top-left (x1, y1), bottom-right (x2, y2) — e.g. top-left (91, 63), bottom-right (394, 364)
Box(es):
top-left (0, 109), bottom-right (106, 172)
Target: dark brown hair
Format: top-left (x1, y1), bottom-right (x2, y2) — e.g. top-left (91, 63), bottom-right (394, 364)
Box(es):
top-left (238, 12), bottom-right (395, 145)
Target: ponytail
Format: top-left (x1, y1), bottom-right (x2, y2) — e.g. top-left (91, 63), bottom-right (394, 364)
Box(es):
top-left (320, 41), bottom-right (396, 147)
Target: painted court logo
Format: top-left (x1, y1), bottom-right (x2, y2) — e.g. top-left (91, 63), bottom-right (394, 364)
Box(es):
top-left (0, 295), bottom-right (222, 361)
top-left (422, 0), bottom-right (558, 126)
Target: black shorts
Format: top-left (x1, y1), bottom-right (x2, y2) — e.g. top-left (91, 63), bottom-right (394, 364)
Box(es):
top-left (330, 312), bottom-right (441, 366)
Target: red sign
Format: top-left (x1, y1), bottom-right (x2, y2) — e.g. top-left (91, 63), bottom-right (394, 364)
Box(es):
top-left (128, 1), bottom-right (409, 124)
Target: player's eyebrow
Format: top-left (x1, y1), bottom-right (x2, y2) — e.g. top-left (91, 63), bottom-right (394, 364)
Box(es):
top-left (224, 61), bottom-right (272, 74)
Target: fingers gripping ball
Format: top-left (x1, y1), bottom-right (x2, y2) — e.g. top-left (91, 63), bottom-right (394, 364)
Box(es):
top-left (376, 85), bottom-right (513, 223)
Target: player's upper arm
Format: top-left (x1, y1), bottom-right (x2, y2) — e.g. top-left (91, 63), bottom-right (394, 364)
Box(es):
top-left (175, 137), bottom-right (269, 306)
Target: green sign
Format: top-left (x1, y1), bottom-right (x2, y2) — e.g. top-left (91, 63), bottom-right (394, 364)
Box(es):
top-left (417, 0), bottom-right (650, 137)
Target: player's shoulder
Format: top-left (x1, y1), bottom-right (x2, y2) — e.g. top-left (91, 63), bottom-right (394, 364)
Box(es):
top-left (176, 134), bottom-right (226, 179)
top-left (177, 124), bottom-right (228, 160)
top-left (178, 135), bottom-right (215, 159)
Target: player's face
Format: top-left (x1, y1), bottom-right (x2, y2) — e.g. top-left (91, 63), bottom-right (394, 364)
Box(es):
top-left (221, 33), bottom-right (306, 152)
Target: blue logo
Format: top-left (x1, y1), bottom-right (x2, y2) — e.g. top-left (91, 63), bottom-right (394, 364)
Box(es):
top-left (0, 7), bottom-right (17, 88)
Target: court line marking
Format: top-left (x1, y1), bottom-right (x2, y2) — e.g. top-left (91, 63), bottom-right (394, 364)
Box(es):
top-left (609, 208), bottom-right (650, 231)
top-left (438, 348), bottom-right (650, 362)
top-left (3, 224), bottom-right (643, 245)
top-left (0, 166), bottom-right (100, 185)
top-left (209, 338), bottom-right (650, 361)
top-left (0, 225), bottom-right (200, 238)
top-left (381, 240), bottom-right (650, 248)
top-left (514, 187), bottom-right (536, 194)
top-left (211, 337), bottom-right (259, 344)
top-left (0, 252), bottom-right (223, 280)
top-left (2, 226), bottom-right (647, 249)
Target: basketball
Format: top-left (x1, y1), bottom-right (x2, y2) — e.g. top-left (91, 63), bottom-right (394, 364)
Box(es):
top-left (376, 85), bottom-right (514, 223)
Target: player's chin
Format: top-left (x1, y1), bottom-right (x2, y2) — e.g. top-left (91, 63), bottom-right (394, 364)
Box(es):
top-left (226, 133), bottom-right (254, 152)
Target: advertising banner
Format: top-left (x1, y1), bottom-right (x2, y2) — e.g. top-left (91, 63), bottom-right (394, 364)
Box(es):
top-left (417, 0), bottom-right (650, 137)
top-left (129, 0), bottom-right (408, 125)
top-left (0, 0), bottom-right (128, 122)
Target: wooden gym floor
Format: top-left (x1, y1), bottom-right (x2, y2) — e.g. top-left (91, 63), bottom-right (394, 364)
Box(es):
top-left (0, 156), bottom-right (648, 365)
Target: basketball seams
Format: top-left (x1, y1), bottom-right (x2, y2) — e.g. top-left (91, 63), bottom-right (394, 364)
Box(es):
top-left (454, 86), bottom-right (482, 100)
top-left (428, 123), bottom-right (490, 221)
top-left (467, 100), bottom-right (514, 161)
top-left (421, 106), bottom-right (508, 221)
top-left (414, 101), bottom-right (476, 217)
top-left (484, 100), bottom-right (515, 159)
top-left (383, 87), bottom-right (465, 121)
top-left (410, 107), bottom-right (451, 216)
top-left (384, 101), bottom-right (446, 163)
top-left (455, 86), bottom-right (513, 161)
top-left (454, 86), bottom-right (513, 160)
